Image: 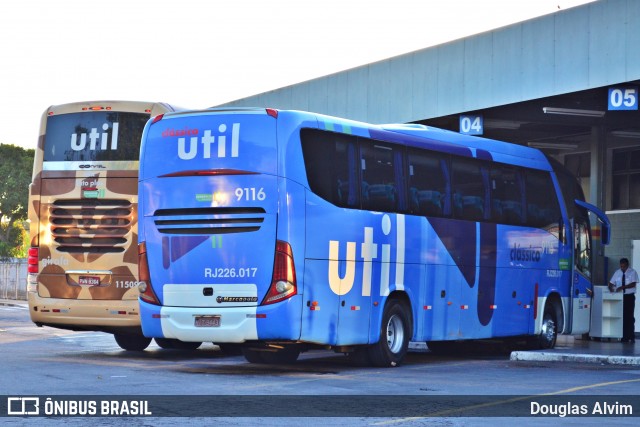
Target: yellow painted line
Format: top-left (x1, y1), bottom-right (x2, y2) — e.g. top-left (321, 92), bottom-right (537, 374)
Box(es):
top-left (543, 378), bottom-right (640, 395)
top-left (374, 378), bottom-right (640, 425)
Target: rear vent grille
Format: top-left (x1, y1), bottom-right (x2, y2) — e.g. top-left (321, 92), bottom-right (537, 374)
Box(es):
top-left (154, 207), bottom-right (265, 235)
top-left (50, 199), bottom-right (132, 253)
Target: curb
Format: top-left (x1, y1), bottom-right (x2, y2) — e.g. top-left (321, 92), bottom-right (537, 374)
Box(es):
top-left (510, 350), bottom-right (640, 366)
top-left (0, 299), bottom-right (28, 308)
top-left (410, 341), bottom-right (640, 366)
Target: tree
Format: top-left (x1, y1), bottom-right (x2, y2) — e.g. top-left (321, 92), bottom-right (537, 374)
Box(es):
top-left (0, 144), bottom-right (34, 258)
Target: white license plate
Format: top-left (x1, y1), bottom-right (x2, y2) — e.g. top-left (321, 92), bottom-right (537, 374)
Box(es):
top-left (79, 276), bottom-right (100, 286)
top-left (194, 316), bottom-right (220, 327)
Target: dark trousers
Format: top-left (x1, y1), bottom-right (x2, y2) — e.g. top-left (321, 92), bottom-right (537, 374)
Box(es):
top-left (623, 293), bottom-right (636, 341)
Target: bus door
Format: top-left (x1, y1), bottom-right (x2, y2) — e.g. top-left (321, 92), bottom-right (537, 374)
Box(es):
top-left (570, 216), bottom-right (592, 334)
top-left (569, 200), bottom-right (611, 334)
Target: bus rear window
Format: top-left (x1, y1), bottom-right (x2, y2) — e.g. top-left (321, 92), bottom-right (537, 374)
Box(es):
top-left (301, 129), bottom-right (360, 208)
top-left (44, 112), bottom-right (149, 162)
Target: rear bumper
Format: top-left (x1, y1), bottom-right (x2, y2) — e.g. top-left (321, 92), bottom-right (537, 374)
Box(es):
top-left (139, 299), bottom-right (259, 343)
top-left (28, 292), bottom-right (140, 329)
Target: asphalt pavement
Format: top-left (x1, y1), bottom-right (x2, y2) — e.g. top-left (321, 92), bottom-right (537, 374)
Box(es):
top-left (2, 298), bottom-right (638, 366)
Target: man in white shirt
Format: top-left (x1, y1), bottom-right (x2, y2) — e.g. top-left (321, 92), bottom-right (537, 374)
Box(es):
top-left (608, 258), bottom-right (637, 343)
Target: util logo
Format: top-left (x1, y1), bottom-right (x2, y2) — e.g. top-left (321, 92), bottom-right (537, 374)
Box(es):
top-left (178, 123), bottom-right (240, 160)
top-left (328, 214), bottom-right (406, 297)
top-left (71, 123), bottom-right (119, 151)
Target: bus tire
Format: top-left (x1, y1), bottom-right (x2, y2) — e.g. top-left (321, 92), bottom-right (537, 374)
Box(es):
top-left (260, 347), bottom-right (300, 364)
top-left (155, 338), bottom-right (201, 350)
top-left (114, 333), bottom-right (152, 351)
top-left (154, 338), bottom-right (174, 349)
top-left (368, 299), bottom-right (410, 367)
top-left (538, 306), bottom-right (558, 349)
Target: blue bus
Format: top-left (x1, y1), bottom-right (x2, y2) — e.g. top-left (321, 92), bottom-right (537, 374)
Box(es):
top-left (137, 108), bottom-right (610, 366)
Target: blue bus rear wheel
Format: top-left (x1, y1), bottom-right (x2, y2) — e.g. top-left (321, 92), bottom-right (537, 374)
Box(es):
top-left (368, 299), bottom-right (410, 367)
top-left (260, 346), bottom-right (300, 364)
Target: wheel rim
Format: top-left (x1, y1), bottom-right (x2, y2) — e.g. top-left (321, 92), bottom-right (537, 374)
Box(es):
top-left (541, 316), bottom-right (556, 345)
top-left (386, 314), bottom-right (404, 354)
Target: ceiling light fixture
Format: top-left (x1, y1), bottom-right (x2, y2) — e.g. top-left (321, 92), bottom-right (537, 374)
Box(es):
top-left (484, 120), bottom-right (522, 130)
top-left (542, 107), bottom-right (605, 118)
top-left (527, 142), bottom-right (579, 150)
top-left (610, 130), bottom-right (640, 138)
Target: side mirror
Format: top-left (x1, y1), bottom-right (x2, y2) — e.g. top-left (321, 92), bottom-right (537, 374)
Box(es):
top-left (574, 199), bottom-right (611, 246)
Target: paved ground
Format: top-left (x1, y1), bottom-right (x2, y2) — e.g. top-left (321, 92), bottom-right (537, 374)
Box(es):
top-left (3, 298), bottom-right (638, 365)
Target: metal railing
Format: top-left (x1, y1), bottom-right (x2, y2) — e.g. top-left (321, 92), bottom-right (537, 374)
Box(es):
top-left (0, 258), bottom-right (27, 300)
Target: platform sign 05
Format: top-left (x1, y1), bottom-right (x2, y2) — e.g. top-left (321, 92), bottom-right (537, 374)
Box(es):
top-left (608, 87), bottom-right (638, 111)
top-left (459, 115), bottom-right (483, 135)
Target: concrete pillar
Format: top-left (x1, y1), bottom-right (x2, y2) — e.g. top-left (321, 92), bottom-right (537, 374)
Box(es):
top-left (589, 125), bottom-right (606, 284)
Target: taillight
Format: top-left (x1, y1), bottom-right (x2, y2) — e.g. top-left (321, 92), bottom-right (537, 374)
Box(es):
top-left (28, 247), bottom-right (39, 273)
top-left (262, 241), bottom-right (297, 305)
top-left (266, 108), bottom-right (278, 118)
top-left (138, 242), bottom-right (160, 305)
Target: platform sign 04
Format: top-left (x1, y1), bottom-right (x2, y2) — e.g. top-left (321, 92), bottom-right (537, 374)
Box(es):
top-left (608, 87), bottom-right (638, 110)
top-left (459, 115), bottom-right (483, 135)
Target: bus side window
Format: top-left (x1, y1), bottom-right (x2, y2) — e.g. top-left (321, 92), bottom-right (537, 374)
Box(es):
top-left (407, 150), bottom-right (448, 217)
top-left (301, 129), bottom-right (359, 208)
top-left (360, 142), bottom-right (398, 212)
top-left (451, 158), bottom-right (486, 222)
top-left (524, 170), bottom-right (561, 236)
top-left (490, 166), bottom-right (524, 225)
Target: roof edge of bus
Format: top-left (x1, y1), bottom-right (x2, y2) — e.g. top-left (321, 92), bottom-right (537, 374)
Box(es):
top-left (44, 100), bottom-right (176, 114)
top-left (159, 107), bottom-right (276, 119)
top-left (148, 108), bottom-right (549, 168)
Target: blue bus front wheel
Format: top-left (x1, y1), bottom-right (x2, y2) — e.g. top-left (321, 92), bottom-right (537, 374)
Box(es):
top-left (537, 306), bottom-right (558, 349)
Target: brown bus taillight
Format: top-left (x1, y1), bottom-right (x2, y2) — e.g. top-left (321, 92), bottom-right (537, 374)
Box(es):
top-left (28, 247), bottom-right (39, 273)
top-left (138, 242), bottom-right (160, 305)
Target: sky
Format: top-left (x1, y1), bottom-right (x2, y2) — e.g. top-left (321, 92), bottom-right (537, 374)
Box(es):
top-left (0, 0), bottom-right (596, 150)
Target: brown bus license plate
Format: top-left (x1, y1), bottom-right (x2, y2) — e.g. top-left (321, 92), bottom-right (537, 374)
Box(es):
top-left (194, 316), bottom-right (221, 327)
top-left (78, 276), bottom-right (100, 286)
